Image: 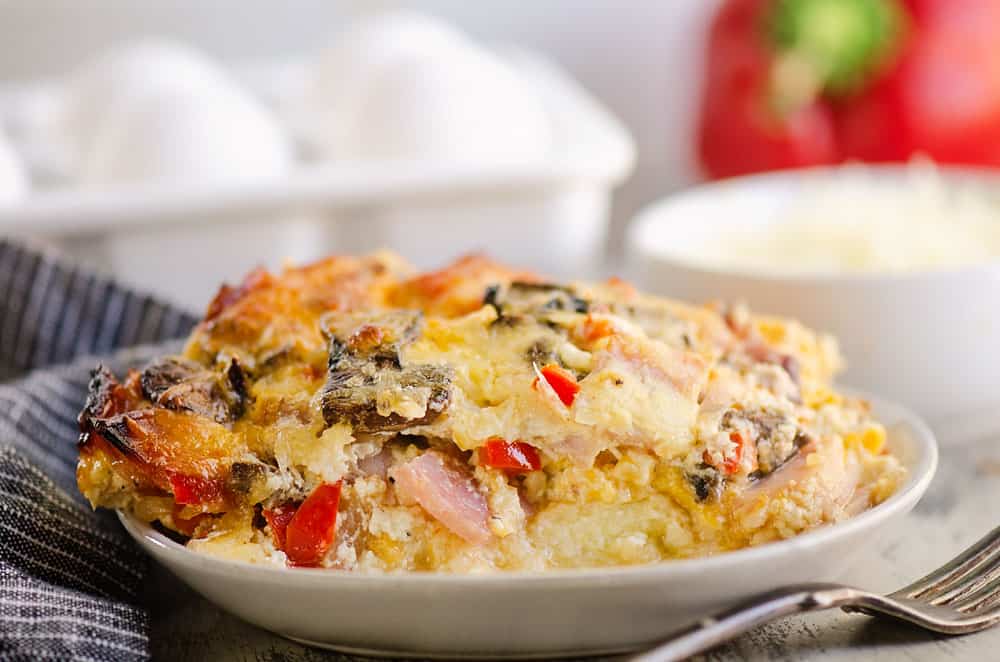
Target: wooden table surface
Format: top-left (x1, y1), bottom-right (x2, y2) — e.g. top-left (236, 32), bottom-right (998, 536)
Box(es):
top-left (147, 431), bottom-right (999, 662)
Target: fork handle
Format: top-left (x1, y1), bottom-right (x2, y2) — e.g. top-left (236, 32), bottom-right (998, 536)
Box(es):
top-left (631, 583), bottom-right (861, 662)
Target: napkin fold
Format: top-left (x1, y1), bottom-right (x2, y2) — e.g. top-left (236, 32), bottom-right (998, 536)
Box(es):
top-left (0, 239), bottom-right (197, 661)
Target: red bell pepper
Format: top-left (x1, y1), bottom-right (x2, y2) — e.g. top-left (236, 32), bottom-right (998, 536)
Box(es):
top-left (703, 432), bottom-right (748, 476)
top-left (478, 438), bottom-right (542, 474)
top-left (533, 363), bottom-right (581, 407)
top-left (262, 502), bottom-right (300, 550)
top-left (283, 481), bottom-right (343, 567)
top-left (168, 472), bottom-right (224, 506)
top-left (699, 0), bottom-right (1000, 177)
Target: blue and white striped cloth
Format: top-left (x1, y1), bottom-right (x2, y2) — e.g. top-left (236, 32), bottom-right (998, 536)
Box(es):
top-left (0, 239), bottom-right (196, 661)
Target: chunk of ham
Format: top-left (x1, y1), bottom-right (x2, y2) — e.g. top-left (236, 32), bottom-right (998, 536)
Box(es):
top-left (600, 335), bottom-right (706, 401)
top-left (389, 452), bottom-right (492, 545)
top-left (734, 437), bottom-right (860, 517)
top-left (356, 445), bottom-right (393, 479)
top-left (734, 448), bottom-right (813, 517)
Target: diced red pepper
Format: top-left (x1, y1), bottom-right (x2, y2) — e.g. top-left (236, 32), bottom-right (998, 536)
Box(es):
top-left (577, 315), bottom-right (616, 344)
top-left (478, 438), bottom-right (541, 474)
top-left (533, 363), bottom-right (580, 407)
top-left (704, 432), bottom-right (746, 476)
top-left (284, 481), bottom-right (343, 567)
top-left (262, 502), bottom-right (300, 550)
top-left (168, 473), bottom-right (224, 506)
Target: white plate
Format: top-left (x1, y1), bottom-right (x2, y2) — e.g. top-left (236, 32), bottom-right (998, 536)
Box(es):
top-left (119, 393), bottom-right (937, 658)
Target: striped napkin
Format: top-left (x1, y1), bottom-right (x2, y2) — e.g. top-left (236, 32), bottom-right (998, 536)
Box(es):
top-left (0, 239), bottom-right (196, 661)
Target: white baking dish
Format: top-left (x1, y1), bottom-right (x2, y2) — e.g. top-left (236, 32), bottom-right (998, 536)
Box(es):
top-left (0, 50), bottom-right (634, 309)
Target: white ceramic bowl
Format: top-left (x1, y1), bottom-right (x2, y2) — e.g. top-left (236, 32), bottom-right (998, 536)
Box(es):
top-left (119, 394), bottom-right (935, 658)
top-left (626, 167), bottom-right (1000, 427)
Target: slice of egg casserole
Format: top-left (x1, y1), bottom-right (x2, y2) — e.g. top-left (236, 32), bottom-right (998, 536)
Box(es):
top-left (76, 253), bottom-right (904, 571)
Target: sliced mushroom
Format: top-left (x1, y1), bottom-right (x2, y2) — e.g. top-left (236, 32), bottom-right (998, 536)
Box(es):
top-left (319, 311), bottom-right (452, 433)
top-left (525, 339), bottom-right (557, 366)
top-left (140, 357), bottom-right (199, 398)
top-left (139, 356), bottom-right (247, 424)
top-left (226, 460), bottom-right (269, 501)
top-left (484, 281), bottom-right (589, 324)
top-left (686, 464), bottom-right (723, 502)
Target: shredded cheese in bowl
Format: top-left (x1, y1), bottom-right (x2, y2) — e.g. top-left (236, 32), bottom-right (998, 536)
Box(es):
top-left (688, 162), bottom-right (1000, 275)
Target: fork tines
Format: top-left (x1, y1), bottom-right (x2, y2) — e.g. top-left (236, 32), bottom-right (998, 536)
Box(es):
top-left (893, 527), bottom-right (1000, 612)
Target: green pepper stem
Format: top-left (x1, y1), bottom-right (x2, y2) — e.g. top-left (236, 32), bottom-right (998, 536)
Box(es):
top-left (766, 0), bottom-right (906, 97)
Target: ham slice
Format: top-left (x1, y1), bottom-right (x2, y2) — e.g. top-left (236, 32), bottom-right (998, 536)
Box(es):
top-left (734, 437), bottom-right (859, 517)
top-left (390, 452), bottom-right (492, 545)
top-left (600, 335), bottom-right (706, 401)
top-left (357, 445), bottom-right (393, 478)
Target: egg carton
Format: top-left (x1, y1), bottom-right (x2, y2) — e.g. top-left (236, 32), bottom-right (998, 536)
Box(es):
top-left (0, 49), bottom-right (634, 309)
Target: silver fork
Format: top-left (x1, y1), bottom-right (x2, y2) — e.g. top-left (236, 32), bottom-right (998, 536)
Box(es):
top-left (633, 527), bottom-right (1000, 662)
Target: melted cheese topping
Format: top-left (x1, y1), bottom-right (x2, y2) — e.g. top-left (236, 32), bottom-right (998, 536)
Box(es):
top-left (76, 253), bottom-right (904, 572)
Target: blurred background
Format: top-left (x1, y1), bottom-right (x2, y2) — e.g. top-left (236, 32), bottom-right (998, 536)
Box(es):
top-left (0, 0), bottom-right (714, 232)
top-left (1, 0), bottom-right (999, 307)
top-left (0, 0), bottom-right (717, 306)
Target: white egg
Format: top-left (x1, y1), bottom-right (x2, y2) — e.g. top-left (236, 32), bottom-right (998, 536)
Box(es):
top-left (336, 47), bottom-right (552, 164)
top-left (80, 83), bottom-right (291, 188)
top-left (0, 131), bottom-right (28, 203)
top-left (61, 39), bottom-right (232, 168)
top-left (301, 9), bottom-right (471, 155)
